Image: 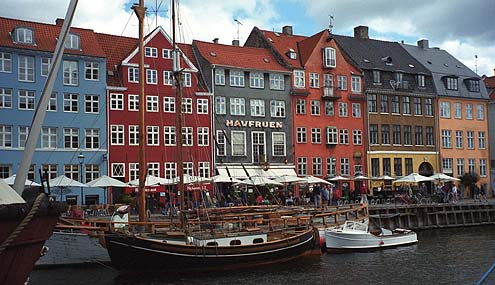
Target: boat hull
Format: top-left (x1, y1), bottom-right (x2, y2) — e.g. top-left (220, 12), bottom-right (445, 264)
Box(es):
top-left (325, 230), bottom-right (418, 250)
top-left (105, 227), bottom-right (320, 273)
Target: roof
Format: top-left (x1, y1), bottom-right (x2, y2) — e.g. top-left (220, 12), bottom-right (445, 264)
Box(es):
top-left (178, 43), bottom-right (209, 93)
top-left (0, 16), bottom-right (105, 58)
top-left (253, 28), bottom-right (307, 69)
top-left (332, 35), bottom-right (430, 75)
top-left (297, 30), bottom-right (326, 67)
top-left (193, 40), bottom-right (289, 73)
top-left (402, 43), bottom-right (489, 100)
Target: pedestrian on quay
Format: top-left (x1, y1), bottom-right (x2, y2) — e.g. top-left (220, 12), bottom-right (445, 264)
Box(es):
top-left (360, 182), bottom-right (368, 204)
top-left (451, 183), bottom-right (458, 203)
top-left (480, 184), bottom-right (488, 203)
top-left (473, 184), bottom-right (480, 201)
top-left (328, 184), bottom-right (334, 206)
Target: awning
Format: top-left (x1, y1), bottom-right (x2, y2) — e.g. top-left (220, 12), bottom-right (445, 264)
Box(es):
top-left (217, 165), bottom-right (296, 179)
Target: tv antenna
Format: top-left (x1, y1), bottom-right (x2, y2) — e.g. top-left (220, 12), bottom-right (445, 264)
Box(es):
top-left (149, 0), bottom-right (168, 28)
top-left (328, 15), bottom-right (334, 34)
top-left (234, 18), bottom-right (243, 41)
top-left (475, 54), bottom-right (478, 74)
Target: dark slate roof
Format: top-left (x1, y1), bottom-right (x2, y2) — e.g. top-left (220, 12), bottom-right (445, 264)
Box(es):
top-left (332, 35), bottom-right (430, 75)
top-left (401, 43), bottom-right (489, 100)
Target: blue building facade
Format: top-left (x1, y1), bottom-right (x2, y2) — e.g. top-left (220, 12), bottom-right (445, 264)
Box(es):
top-left (0, 17), bottom-right (108, 205)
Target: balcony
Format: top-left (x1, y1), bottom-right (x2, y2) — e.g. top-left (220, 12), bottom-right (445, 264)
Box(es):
top-left (290, 88), bottom-right (310, 96)
top-left (321, 86), bottom-right (341, 101)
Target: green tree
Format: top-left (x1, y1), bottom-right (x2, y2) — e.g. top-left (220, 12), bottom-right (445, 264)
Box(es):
top-left (459, 172), bottom-right (480, 198)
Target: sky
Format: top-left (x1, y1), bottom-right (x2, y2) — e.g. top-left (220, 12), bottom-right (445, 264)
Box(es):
top-left (2, 0), bottom-right (494, 76)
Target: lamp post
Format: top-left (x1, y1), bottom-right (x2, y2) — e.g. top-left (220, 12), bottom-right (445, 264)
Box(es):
top-left (78, 152), bottom-right (85, 205)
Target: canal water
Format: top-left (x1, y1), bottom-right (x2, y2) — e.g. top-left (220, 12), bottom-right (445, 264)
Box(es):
top-left (29, 225), bottom-right (495, 285)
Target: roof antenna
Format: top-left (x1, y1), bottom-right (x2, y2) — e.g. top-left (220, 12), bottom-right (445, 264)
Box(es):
top-left (475, 54), bottom-right (478, 74)
top-left (234, 18), bottom-right (243, 41)
top-left (328, 15), bottom-right (334, 34)
top-left (150, 0), bottom-right (168, 28)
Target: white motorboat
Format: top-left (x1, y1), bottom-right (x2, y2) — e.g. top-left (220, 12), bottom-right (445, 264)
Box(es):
top-left (324, 220), bottom-right (417, 250)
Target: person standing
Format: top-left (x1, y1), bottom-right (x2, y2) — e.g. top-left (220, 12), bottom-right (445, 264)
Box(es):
top-left (480, 184), bottom-right (488, 202)
top-left (360, 182), bottom-right (368, 204)
top-left (451, 184), bottom-right (458, 203)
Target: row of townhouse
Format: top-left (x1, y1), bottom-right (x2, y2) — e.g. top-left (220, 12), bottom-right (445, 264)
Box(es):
top-left (0, 16), bottom-right (490, 204)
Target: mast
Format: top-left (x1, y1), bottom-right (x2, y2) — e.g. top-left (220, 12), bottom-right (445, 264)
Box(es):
top-left (13, 0), bottom-right (78, 194)
top-left (132, 0), bottom-right (147, 222)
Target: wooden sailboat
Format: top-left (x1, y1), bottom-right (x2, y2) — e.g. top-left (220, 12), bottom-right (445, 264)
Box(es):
top-left (104, 0), bottom-right (320, 274)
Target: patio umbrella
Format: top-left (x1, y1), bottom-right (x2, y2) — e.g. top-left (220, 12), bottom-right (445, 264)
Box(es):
top-left (429, 173), bottom-right (460, 182)
top-left (273, 175), bottom-right (305, 184)
top-left (3, 174), bottom-right (41, 187)
top-left (298, 176), bottom-right (332, 185)
top-left (87, 175), bottom-right (127, 204)
top-left (45, 175), bottom-right (89, 203)
top-left (128, 175), bottom-right (171, 187)
top-left (393, 173), bottom-right (434, 184)
top-left (174, 174), bottom-right (212, 185)
top-left (353, 175), bottom-right (370, 180)
top-left (373, 175), bottom-right (395, 181)
top-left (0, 178), bottom-right (26, 205)
top-left (328, 175), bottom-right (350, 181)
top-left (211, 174), bottom-right (243, 184)
top-left (237, 176), bottom-right (283, 186)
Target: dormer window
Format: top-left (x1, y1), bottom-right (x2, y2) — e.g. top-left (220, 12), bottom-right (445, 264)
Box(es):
top-left (445, 77), bottom-right (458, 90)
top-left (466, 79), bottom-right (480, 92)
top-left (323, 47), bottom-right (336, 68)
top-left (14, 27), bottom-right (34, 44)
top-left (287, 49), bottom-right (297, 60)
top-left (65, 33), bottom-right (80, 50)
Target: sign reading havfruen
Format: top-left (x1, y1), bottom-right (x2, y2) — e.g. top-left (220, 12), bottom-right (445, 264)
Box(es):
top-left (225, 120), bottom-right (283, 129)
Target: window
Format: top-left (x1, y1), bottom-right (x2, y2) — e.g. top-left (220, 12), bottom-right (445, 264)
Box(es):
top-left (352, 103), bottom-right (361, 118)
top-left (369, 124), bottom-right (378, 145)
top-left (197, 99), bottom-right (208, 114)
top-left (110, 93), bottom-right (123, 110)
top-left (47, 92), bottom-right (57, 111)
top-left (272, 133), bottom-right (286, 156)
top-left (324, 47), bottom-right (336, 67)
top-left (371, 158), bottom-right (380, 177)
top-left (215, 96), bottom-right (226, 114)
top-left (18, 55), bottom-right (35, 82)
top-left (456, 159), bottom-right (464, 177)
top-left (64, 164), bottom-right (79, 181)
top-left (85, 129), bottom-right (99, 149)
top-left (164, 162), bottom-right (176, 179)
top-left (128, 67), bottom-right (139, 83)
top-left (404, 125), bottom-right (412, 145)
top-left (129, 125), bottom-right (139, 146)
top-left (84, 62), bottom-right (99, 81)
top-left (309, 73), bottom-right (320, 88)
top-left (146, 163), bottom-right (159, 177)
top-left (249, 72), bottom-right (264, 88)
top-left (0, 125), bottom-right (12, 148)
top-left (393, 125), bottom-right (401, 145)
top-left (146, 69), bottom-right (157, 84)
top-left (41, 127), bottom-right (57, 148)
top-left (424, 98), bottom-right (433, 116)
top-left (337, 75), bottom-right (347, 90)
top-left (468, 159), bottom-right (475, 174)
top-left (147, 126), bottom-right (159, 146)
top-left (199, 162), bottom-right (210, 178)
top-left (391, 96), bottom-right (400, 114)
top-left (65, 33), bottom-right (80, 49)
top-left (405, 158), bottom-right (413, 175)
top-left (394, 158), bottom-right (402, 177)
top-left (163, 97), bottom-right (175, 113)
top-left (383, 158), bottom-right (391, 176)
top-left (41, 57), bottom-right (51, 76)
top-left (351, 76), bottom-right (361, 93)
top-left (396, 72), bottom-right (403, 83)
top-left (250, 99), bottom-right (265, 117)
top-left (339, 129), bottom-right (349, 144)
top-left (183, 72), bottom-right (191, 87)
top-left (480, 159), bottom-right (487, 177)
top-left (442, 158), bottom-right (453, 174)
top-left (63, 128), bottom-right (78, 149)
top-left (111, 163), bottom-right (125, 177)
top-left (230, 98), bottom-right (245, 115)
top-left (477, 104), bottom-right (484, 120)
top-left (311, 128), bottom-right (321, 144)
top-left (466, 104), bottom-right (473, 119)
top-left (312, 157), bottom-right (322, 176)
top-left (455, 130), bottom-right (463, 149)
top-left (446, 77), bottom-right (458, 90)
top-left (232, 131), bottom-right (246, 156)
top-left (478, 131), bottom-right (486, 149)
top-left (402, 96), bottom-right (411, 115)
top-left (252, 132), bottom-right (266, 163)
top-left (41, 164), bottom-right (57, 180)
top-left (110, 125), bottom-right (124, 145)
top-left (297, 157), bottom-right (308, 176)
top-left (467, 131), bottom-right (474, 149)
top-left (128, 94), bottom-right (139, 111)
top-left (85, 95), bottom-right (99, 113)
top-left (129, 163), bottom-right (139, 181)
top-left (198, 127), bottom-right (209, 146)
top-left (147, 96), bottom-right (159, 112)
top-left (340, 158), bottom-right (350, 176)
top-left (145, 47), bottom-right (157, 57)
top-left (338, 102), bottom-right (348, 117)
top-left (297, 127), bottom-right (307, 143)
top-left (182, 127), bottom-right (193, 146)
top-left (414, 98), bottom-right (422, 115)
top-left (440, 102), bottom-right (450, 118)
top-left (296, 99), bottom-right (306, 114)
top-left (453, 102), bottom-right (462, 118)
top-left (14, 28), bottom-right (34, 44)
top-left (162, 49), bottom-right (172, 59)
top-left (352, 130), bottom-right (362, 145)
top-left (19, 90), bottom-right (35, 110)
top-left (325, 101), bottom-right (334, 116)
top-left (18, 126), bottom-right (29, 148)
top-left (0, 52), bottom-right (12, 73)
top-left (426, 127), bottom-right (434, 146)
top-left (441, 130), bottom-right (452, 148)
top-left (163, 71), bottom-right (172, 85)
top-left (270, 100), bottom-right (285, 117)
top-left (216, 130), bottom-right (225, 156)
top-left (311, 100), bottom-right (320, 115)
top-left (417, 75), bottom-right (425, 87)
top-left (163, 126), bottom-right (175, 146)
top-left (181, 98), bottom-right (192, 114)
top-left (63, 60), bottom-right (78, 85)
top-left (294, 70), bottom-right (305, 88)
top-left (467, 80), bottom-right (480, 92)
top-left (326, 157), bottom-right (337, 177)
top-left (230, 70), bottom-right (244, 87)
top-left (381, 125), bottom-right (390, 145)
top-left (326, 127), bottom-right (338, 145)
top-left (269, 74), bottom-right (284, 90)
top-left (215, 69), bottom-right (225, 85)
top-left (323, 74), bottom-right (333, 93)
top-left (372, 70), bottom-right (380, 84)
top-left (415, 126), bottom-right (423, 145)
top-left (368, 94), bottom-right (377, 113)
top-left (380, 95), bottom-right (388, 113)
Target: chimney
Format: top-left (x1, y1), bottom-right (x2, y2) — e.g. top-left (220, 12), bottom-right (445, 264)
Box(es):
top-left (417, 39), bottom-right (429, 49)
top-left (56, 18), bottom-right (64, 26)
top-left (213, 38), bottom-right (219, 44)
top-left (232, 39), bottom-right (239, 46)
top-left (353, 26), bottom-right (369, 39)
top-left (282, 25), bottom-right (293, 36)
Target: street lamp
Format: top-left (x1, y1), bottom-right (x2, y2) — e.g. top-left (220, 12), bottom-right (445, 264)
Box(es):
top-left (78, 152), bottom-right (85, 205)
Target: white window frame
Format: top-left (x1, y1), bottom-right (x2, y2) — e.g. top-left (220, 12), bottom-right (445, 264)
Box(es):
top-left (199, 162), bottom-right (210, 178)
top-left (85, 128), bottom-right (100, 149)
top-left (63, 93), bottom-right (78, 113)
top-left (41, 127), bottom-right (57, 149)
top-left (162, 49), bottom-right (172, 59)
top-left (128, 67), bottom-right (139, 83)
top-left (270, 100), bottom-right (285, 118)
top-left (215, 69), bottom-right (225, 85)
top-left (0, 52), bottom-right (12, 73)
top-left (353, 130), bottom-right (362, 145)
top-left (351, 75), bottom-right (361, 93)
top-left (182, 127), bottom-right (193, 146)
top-left (128, 94), bottom-right (139, 111)
top-left (440, 102), bottom-right (451, 118)
top-left (272, 132), bottom-right (286, 156)
top-left (110, 125), bottom-right (124, 145)
top-left (19, 90), bottom-right (35, 110)
top-left (112, 163), bottom-right (125, 177)
top-left (215, 96), bottom-right (226, 114)
top-left (18, 55), bottom-right (35, 82)
top-left (63, 60), bottom-right (78, 86)
top-left (18, 126), bottom-right (29, 148)
top-left (41, 57), bottom-right (51, 77)
top-left (339, 102), bottom-right (348, 117)
top-left (309, 73), bottom-right (320, 88)
top-left (230, 98), bottom-right (245, 116)
top-left (326, 127), bottom-right (338, 145)
top-left (269, 73), bottom-right (284, 90)
top-left (454, 102), bottom-right (462, 119)
top-left (163, 126), bottom-right (176, 146)
top-left (110, 93), bottom-right (123, 110)
top-left (146, 95), bottom-right (159, 112)
top-left (182, 98), bottom-right (193, 114)
top-left (310, 100), bottom-right (320, 116)
top-left (197, 127), bottom-right (209, 146)
top-left (339, 129), bottom-right (349, 145)
top-left (250, 99), bottom-right (265, 117)
top-left (84, 62), bottom-right (99, 81)
top-left (216, 130), bottom-right (226, 156)
top-left (146, 69), bottom-right (158, 84)
top-left (63, 128), bottom-right (79, 149)
top-left (294, 70), bottom-right (305, 88)
top-left (311, 128), bottom-right (321, 144)
top-left (249, 72), bottom-right (264, 89)
top-left (324, 47), bottom-right (336, 68)
top-left (197, 99), bottom-right (208, 114)
top-left (231, 131), bottom-right (246, 156)
top-left (147, 126), bottom-right (160, 146)
top-left (145, 47), bottom-right (158, 57)
top-left (183, 72), bottom-right (191, 87)
top-left (129, 125), bottom-right (139, 146)
top-left (352, 103), bottom-right (361, 118)
top-left (297, 127), bottom-right (307, 144)
top-left (84, 94), bottom-right (99, 114)
top-left (163, 71), bottom-right (172, 85)
top-left (0, 125), bottom-right (12, 148)
top-left (229, 70), bottom-right (245, 87)
top-left (163, 97), bottom-right (175, 113)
